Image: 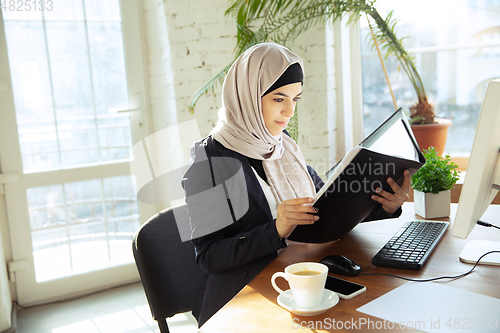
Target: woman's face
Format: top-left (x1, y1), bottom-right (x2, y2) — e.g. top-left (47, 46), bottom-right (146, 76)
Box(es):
top-left (261, 82), bottom-right (302, 136)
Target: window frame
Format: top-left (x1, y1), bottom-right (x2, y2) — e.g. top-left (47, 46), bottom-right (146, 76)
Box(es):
top-left (0, 0), bottom-right (156, 306)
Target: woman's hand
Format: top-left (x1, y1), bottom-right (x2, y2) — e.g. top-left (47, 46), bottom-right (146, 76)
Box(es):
top-left (276, 197), bottom-right (319, 239)
top-left (371, 170), bottom-right (411, 214)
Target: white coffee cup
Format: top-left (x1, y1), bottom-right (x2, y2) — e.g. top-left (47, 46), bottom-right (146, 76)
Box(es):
top-left (271, 262), bottom-right (328, 308)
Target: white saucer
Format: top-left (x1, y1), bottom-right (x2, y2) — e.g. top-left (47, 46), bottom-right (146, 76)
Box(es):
top-left (277, 289), bottom-right (339, 316)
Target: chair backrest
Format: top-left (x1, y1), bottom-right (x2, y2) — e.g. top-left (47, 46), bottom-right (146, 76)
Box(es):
top-left (132, 204), bottom-right (203, 323)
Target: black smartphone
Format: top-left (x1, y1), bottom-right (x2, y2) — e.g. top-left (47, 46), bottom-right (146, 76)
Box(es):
top-left (325, 275), bottom-right (366, 299)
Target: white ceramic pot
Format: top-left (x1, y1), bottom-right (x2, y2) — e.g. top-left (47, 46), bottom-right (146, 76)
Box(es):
top-left (413, 189), bottom-right (451, 219)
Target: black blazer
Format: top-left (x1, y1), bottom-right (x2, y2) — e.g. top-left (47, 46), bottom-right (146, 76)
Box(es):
top-left (181, 135), bottom-right (401, 327)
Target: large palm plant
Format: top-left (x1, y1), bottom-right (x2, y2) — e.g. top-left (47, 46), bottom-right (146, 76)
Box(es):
top-left (189, 0), bottom-right (435, 125)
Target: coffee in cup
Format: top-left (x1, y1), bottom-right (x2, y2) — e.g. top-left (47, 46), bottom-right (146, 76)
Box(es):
top-left (271, 262), bottom-right (328, 308)
top-left (293, 270), bottom-right (322, 276)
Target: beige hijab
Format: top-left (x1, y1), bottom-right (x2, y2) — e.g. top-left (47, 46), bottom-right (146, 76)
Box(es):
top-left (211, 43), bottom-right (317, 203)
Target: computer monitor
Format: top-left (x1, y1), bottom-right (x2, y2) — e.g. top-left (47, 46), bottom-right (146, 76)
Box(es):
top-left (452, 79), bottom-right (500, 265)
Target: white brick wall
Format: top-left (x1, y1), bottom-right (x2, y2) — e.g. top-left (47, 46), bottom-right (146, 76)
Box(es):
top-left (142, 0), bottom-right (178, 131)
top-left (142, 0), bottom-right (337, 177)
top-left (288, 26), bottom-right (332, 176)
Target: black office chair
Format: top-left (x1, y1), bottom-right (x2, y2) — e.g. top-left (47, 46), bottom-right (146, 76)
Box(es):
top-left (132, 204), bottom-right (203, 332)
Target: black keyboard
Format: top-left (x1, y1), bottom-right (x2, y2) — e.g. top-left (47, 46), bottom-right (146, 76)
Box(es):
top-left (372, 220), bottom-right (449, 270)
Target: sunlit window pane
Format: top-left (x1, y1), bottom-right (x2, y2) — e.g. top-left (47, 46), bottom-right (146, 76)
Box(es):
top-left (46, 21), bottom-right (94, 120)
top-left (84, 0), bottom-right (121, 21)
top-left (3, 0), bottom-right (131, 172)
top-left (98, 115), bottom-right (132, 162)
top-left (27, 176), bottom-right (140, 282)
top-left (2, 5), bottom-right (43, 20)
top-left (360, 0), bottom-right (500, 155)
top-left (87, 22), bottom-right (128, 116)
top-left (43, 0), bottom-right (84, 21)
top-left (4, 22), bottom-right (54, 124)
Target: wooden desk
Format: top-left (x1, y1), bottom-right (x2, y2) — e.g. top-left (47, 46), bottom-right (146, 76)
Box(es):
top-left (199, 203), bottom-right (500, 332)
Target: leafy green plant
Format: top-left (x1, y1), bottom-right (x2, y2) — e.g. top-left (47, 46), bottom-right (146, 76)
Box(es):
top-left (190, 0), bottom-right (435, 125)
top-left (411, 147), bottom-right (460, 194)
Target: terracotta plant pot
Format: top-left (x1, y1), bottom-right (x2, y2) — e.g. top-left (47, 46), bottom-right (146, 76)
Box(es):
top-left (411, 118), bottom-right (452, 156)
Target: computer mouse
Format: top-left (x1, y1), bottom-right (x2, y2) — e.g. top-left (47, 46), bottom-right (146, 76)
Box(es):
top-left (319, 254), bottom-right (362, 276)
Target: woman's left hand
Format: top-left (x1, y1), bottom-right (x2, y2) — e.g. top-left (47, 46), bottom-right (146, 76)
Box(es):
top-left (371, 170), bottom-right (411, 214)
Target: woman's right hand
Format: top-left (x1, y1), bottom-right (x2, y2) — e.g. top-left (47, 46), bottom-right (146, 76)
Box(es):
top-left (276, 197), bottom-right (319, 239)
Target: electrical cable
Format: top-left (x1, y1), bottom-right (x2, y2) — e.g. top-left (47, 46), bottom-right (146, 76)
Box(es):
top-left (360, 251), bottom-right (500, 282)
top-left (361, 218), bottom-right (500, 282)
top-left (477, 220), bottom-right (500, 230)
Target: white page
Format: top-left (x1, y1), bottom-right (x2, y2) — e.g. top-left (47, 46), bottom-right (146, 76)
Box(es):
top-left (357, 282), bottom-right (500, 332)
top-left (313, 146), bottom-right (361, 203)
top-left (364, 119), bottom-right (420, 161)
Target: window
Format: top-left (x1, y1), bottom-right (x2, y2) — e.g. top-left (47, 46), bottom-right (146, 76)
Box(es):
top-left (27, 176), bottom-right (139, 282)
top-left (4, 0), bottom-right (132, 172)
top-left (360, 0), bottom-right (500, 156)
top-left (1, 0), bottom-right (152, 303)
top-left (3, 1), bottom-right (141, 283)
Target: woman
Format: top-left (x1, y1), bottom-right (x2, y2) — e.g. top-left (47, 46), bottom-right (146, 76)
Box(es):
top-left (182, 43), bottom-right (410, 326)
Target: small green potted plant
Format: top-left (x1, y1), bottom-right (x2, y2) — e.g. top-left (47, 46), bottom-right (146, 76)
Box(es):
top-left (411, 147), bottom-right (460, 218)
